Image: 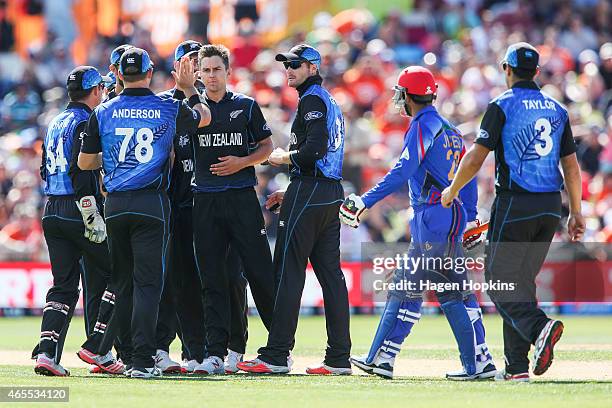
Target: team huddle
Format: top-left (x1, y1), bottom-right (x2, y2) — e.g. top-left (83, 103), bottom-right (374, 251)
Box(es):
top-left (34, 39), bottom-right (585, 381)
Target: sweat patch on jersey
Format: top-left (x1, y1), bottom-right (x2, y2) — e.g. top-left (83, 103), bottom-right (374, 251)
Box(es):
top-left (304, 111), bottom-right (324, 121)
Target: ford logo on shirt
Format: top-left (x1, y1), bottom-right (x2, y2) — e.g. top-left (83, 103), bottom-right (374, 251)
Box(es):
top-left (304, 111), bottom-right (323, 121)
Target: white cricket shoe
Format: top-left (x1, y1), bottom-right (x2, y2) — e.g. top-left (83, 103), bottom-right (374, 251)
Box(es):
top-left (225, 350), bottom-right (243, 374)
top-left (194, 356), bottom-right (224, 375)
top-left (155, 349), bottom-right (181, 374)
top-left (180, 359), bottom-right (200, 374)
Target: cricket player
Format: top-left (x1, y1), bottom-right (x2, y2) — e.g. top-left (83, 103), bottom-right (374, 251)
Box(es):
top-left (188, 44), bottom-right (275, 375)
top-left (441, 42), bottom-right (585, 382)
top-left (107, 44), bottom-right (133, 99)
top-left (34, 66), bottom-right (123, 376)
top-left (339, 66), bottom-right (496, 380)
top-left (78, 48), bottom-right (211, 378)
top-left (239, 44), bottom-right (352, 375)
top-left (155, 40), bottom-right (249, 374)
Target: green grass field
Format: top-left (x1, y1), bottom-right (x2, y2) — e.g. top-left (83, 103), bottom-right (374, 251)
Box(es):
top-left (1, 315), bottom-right (611, 407)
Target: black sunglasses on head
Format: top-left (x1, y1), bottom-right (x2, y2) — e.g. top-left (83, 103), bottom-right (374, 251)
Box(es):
top-left (283, 60), bottom-right (305, 70)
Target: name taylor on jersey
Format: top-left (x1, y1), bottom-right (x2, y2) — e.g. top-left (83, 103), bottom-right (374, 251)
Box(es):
top-left (521, 99), bottom-right (557, 111)
top-left (198, 132), bottom-right (243, 147)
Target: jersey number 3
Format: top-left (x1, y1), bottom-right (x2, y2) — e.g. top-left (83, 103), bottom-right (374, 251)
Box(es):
top-left (116, 127), bottom-right (154, 163)
top-left (446, 149), bottom-right (460, 180)
top-left (534, 118), bottom-right (553, 157)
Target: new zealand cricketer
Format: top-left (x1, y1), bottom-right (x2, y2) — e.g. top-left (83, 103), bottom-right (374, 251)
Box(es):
top-left (78, 48), bottom-right (211, 378)
top-left (239, 44), bottom-right (351, 375)
top-left (34, 66), bottom-right (122, 376)
top-left (442, 42), bottom-right (585, 381)
top-left (190, 44), bottom-right (275, 375)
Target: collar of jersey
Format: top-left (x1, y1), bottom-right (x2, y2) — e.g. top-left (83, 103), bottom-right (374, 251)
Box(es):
top-left (121, 87), bottom-right (155, 96)
top-left (297, 74), bottom-right (323, 97)
top-left (413, 105), bottom-right (437, 121)
top-left (511, 80), bottom-right (539, 90)
top-left (203, 89), bottom-right (233, 103)
top-left (67, 101), bottom-right (92, 113)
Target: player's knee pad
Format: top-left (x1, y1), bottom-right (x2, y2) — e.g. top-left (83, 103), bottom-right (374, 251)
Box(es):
top-left (366, 295), bottom-right (423, 364)
top-left (440, 299), bottom-right (477, 375)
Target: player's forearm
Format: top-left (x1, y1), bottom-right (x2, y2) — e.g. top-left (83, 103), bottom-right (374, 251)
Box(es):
top-left (78, 152), bottom-right (102, 170)
top-left (561, 153), bottom-right (582, 215)
top-left (244, 139), bottom-right (274, 167)
top-left (449, 145), bottom-right (488, 196)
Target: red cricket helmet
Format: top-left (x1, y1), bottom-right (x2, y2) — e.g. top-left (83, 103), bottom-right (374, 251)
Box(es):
top-left (396, 66), bottom-right (438, 97)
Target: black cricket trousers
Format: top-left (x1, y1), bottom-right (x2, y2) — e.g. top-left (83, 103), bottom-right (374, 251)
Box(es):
top-left (36, 196), bottom-right (115, 363)
top-left (156, 205), bottom-right (249, 361)
top-left (485, 191), bottom-right (561, 374)
top-left (103, 190), bottom-right (171, 368)
top-left (193, 187), bottom-right (274, 359)
top-left (258, 177), bottom-right (351, 368)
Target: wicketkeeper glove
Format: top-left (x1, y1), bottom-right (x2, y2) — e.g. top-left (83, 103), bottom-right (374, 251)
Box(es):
top-left (462, 219), bottom-right (487, 251)
top-left (76, 196), bottom-right (107, 243)
top-left (339, 193), bottom-right (366, 228)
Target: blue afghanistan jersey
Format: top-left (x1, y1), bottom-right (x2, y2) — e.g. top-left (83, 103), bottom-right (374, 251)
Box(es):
top-left (362, 106), bottom-right (478, 219)
top-left (42, 104), bottom-right (91, 196)
top-left (289, 75), bottom-right (344, 181)
top-left (81, 88), bottom-right (201, 193)
top-left (475, 81), bottom-right (576, 193)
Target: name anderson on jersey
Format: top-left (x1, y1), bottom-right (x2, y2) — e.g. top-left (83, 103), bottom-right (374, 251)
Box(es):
top-left (111, 108), bottom-right (162, 119)
top-left (198, 132), bottom-right (243, 147)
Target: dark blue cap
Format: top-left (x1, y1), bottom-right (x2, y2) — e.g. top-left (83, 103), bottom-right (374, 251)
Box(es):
top-left (66, 66), bottom-right (111, 91)
top-left (502, 42), bottom-right (539, 70)
top-left (110, 44), bottom-right (133, 66)
top-left (275, 44), bottom-right (321, 69)
top-left (119, 47), bottom-right (154, 75)
top-left (175, 40), bottom-right (202, 61)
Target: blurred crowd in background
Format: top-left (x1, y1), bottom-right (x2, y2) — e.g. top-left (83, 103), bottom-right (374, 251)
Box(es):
top-left (0, 0), bottom-right (611, 261)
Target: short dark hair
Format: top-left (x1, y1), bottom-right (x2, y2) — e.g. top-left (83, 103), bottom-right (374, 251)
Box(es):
top-left (68, 87), bottom-right (94, 102)
top-left (122, 72), bottom-right (149, 83)
top-left (408, 93), bottom-right (435, 105)
top-left (198, 44), bottom-right (230, 69)
top-left (511, 66), bottom-right (536, 81)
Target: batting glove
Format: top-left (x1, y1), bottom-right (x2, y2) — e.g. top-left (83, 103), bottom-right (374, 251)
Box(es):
top-left (76, 196), bottom-right (107, 244)
top-left (339, 193), bottom-right (366, 228)
top-left (463, 219), bottom-right (486, 251)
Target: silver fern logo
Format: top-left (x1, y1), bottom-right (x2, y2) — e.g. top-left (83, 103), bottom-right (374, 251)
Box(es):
top-left (229, 110), bottom-right (243, 121)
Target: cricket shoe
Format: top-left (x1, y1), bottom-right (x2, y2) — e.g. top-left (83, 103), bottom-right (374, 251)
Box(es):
top-left (124, 364), bottom-right (133, 377)
top-left (533, 319), bottom-right (564, 376)
top-left (494, 369), bottom-right (530, 382)
top-left (350, 355), bottom-right (394, 379)
top-left (446, 362), bottom-right (497, 381)
top-left (306, 363), bottom-right (352, 375)
top-left (237, 358), bottom-right (290, 374)
top-left (155, 349), bottom-right (181, 374)
top-left (194, 356), bottom-right (225, 375)
top-left (34, 353), bottom-right (70, 377)
top-left (225, 350), bottom-right (243, 374)
top-left (130, 366), bottom-right (162, 379)
top-left (180, 359), bottom-right (200, 374)
top-left (77, 348), bottom-right (125, 374)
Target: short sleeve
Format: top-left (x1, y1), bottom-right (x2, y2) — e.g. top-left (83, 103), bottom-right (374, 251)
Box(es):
top-left (175, 100), bottom-right (200, 135)
top-left (559, 119), bottom-right (577, 157)
top-left (247, 100), bottom-right (272, 143)
top-left (475, 103), bottom-right (505, 151)
top-left (80, 111), bottom-right (102, 154)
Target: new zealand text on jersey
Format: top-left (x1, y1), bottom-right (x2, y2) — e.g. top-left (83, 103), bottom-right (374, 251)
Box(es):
top-left (198, 132), bottom-right (243, 147)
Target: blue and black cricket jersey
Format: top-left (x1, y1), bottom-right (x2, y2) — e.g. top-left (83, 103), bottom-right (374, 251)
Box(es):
top-left (475, 81), bottom-right (576, 194)
top-left (81, 88), bottom-right (201, 193)
top-left (288, 75), bottom-right (344, 181)
top-left (191, 90), bottom-right (272, 193)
